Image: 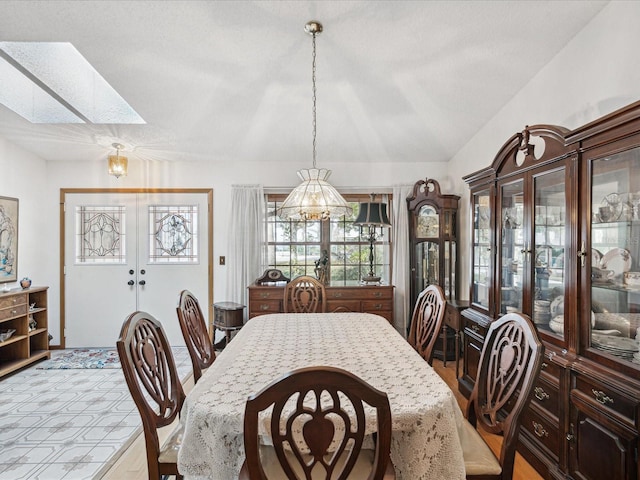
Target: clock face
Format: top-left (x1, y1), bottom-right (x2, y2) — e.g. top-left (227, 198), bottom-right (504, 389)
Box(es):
top-left (268, 269), bottom-right (281, 280)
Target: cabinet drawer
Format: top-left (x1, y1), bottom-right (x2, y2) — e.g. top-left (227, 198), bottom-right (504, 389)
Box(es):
top-left (521, 407), bottom-right (560, 459)
top-left (463, 318), bottom-right (487, 339)
top-left (326, 288), bottom-right (392, 301)
top-left (362, 300), bottom-right (392, 312)
top-left (327, 300), bottom-right (360, 313)
top-left (540, 358), bottom-right (561, 381)
top-left (0, 294), bottom-right (27, 309)
top-left (249, 289), bottom-right (284, 301)
top-left (249, 300), bottom-right (281, 314)
top-left (530, 376), bottom-right (559, 419)
top-left (0, 303), bottom-right (27, 322)
top-left (573, 374), bottom-right (639, 426)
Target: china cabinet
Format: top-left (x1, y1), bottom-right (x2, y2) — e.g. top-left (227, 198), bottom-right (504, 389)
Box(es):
top-left (0, 286), bottom-right (49, 378)
top-left (462, 102), bottom-right (640, 480)
top-left (407, 178), bottom-right (461, 361)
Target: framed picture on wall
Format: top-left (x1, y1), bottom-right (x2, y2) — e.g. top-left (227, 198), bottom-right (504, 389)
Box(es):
top-left (0, 196), bottom-right (18, 283)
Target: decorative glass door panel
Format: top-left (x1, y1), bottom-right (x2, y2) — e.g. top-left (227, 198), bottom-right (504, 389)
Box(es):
top-left (472, 190), bottom-right (491, 309)
top-left (500, 180), bottom-right (525, 315)
top-left (533, 168), bottom-right (566, 339)
top-left (590, 147), bottom-right (640, 367)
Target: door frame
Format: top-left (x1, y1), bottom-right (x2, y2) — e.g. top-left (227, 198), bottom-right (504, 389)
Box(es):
top-left (59, 188), bottom-right (214, 349)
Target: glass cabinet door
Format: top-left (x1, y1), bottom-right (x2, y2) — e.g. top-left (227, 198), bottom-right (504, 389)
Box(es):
top-left (499, 180), bottom-right (525, 315)
top-left (589, 147), bottom-right (640, 368)
top-left (417, 205), bottom-right (439, 238)
top-left (533, 168), bottom-right (566, 341)
top-left (414, 241), bottom-right (439, 293)
top-left (472, 190), bottom-right (491, 309)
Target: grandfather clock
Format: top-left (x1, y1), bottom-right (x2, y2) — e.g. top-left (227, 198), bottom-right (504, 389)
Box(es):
top-left (407, 178), bottom-right (461, 360)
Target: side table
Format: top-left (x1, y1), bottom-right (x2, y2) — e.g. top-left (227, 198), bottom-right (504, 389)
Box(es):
top-left (444, 299), bottom-right (470, 378)
top-left (213, 302), bottom-right (245, 348)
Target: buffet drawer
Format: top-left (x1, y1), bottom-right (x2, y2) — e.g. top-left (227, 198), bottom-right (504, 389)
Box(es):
top-left (362, 300), bottom-right (393, 312)
top-left (249, 289), bottom-right (283, 301)
top-left (573, 373), bottom-right (639, 427)
top-left (521, 407), bottom-right (560, 459)
top-left (327, 300), bottom-right (361, 313)
top-left (463, 316), bottom-right (488, 339)
top-left (249, 300), bottom-right (281, 315)
top-left (530, 375), bottom-right (560, 419)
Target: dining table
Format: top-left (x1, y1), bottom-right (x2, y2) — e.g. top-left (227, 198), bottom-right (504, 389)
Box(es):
top-left (177, 312), bottom-right (467, 480)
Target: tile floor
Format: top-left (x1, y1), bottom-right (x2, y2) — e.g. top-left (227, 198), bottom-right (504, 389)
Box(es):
top-left (0, 347), bottom-right (192, 480)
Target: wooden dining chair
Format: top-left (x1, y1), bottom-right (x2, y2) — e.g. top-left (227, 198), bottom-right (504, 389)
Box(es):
top-left (176, 289), bottom-right (215, 383)
top-left (407, 284), bottom-right (446, 365)
top-left (284, 275), bottom-right (327, 313)
top-left (460, 312), bottom-right (544, 480)
top-left (239, 366), bottom-right (395, 480)
top-left (116, 311), bottom-right (185, 480)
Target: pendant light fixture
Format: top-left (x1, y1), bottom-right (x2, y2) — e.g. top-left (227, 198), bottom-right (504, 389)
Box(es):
top-left (108, 142), bottom-right (128, 179)
top-left (278, 21), bottom-right (352, 221)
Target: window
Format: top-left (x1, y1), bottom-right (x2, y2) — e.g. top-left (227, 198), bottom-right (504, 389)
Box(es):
top-left (265, 194), bottom-right (392, 285)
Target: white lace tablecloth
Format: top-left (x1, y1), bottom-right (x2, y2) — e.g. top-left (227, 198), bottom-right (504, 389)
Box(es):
top-left (178, 313), bottom-right (466, 480)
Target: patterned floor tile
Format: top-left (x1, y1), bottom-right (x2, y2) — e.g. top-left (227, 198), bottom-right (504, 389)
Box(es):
top-left (0, 346), bottom-right (191, 479)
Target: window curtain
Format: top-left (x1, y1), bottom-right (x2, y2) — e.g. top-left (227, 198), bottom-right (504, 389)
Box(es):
top-left (391, 185), bottom-right (413, 337)
top-left (227, 185), bottom-right (265, 320)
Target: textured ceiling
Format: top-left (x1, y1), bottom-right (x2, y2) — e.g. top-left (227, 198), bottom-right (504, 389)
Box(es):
top-left (0, 0), bottom-right (608, 165)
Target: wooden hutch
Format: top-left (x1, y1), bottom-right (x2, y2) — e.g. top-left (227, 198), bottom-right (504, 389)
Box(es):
top-left (462, 102), bottom-right (640, 479)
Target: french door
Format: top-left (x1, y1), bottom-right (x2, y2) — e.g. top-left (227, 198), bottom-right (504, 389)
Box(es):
top-left (62, 189), bottom-right (212, 348)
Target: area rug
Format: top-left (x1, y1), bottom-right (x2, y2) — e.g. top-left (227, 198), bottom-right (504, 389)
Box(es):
top-left (36, 348), bottom-right (121, 369)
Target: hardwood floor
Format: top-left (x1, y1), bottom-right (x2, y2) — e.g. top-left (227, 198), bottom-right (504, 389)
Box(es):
top-left (431, 357), bottom-right (544, 480)
top-left (104, 358), bottom-right (543, 480)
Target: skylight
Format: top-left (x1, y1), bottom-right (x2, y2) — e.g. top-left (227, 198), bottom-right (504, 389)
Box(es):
top-left (0, 42), bottom-right (145, 124)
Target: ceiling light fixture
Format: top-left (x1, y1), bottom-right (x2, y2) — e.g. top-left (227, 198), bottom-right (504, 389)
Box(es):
top-left (278, 21), bottom-right (352, 221)
top-left (353, 193), bottom-right (392, 284)
top-left (108, 143), bottom-right (128, 179)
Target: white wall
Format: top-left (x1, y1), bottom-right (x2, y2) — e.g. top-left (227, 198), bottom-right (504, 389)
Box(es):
top-left (0, 138), bottom-right (50, 319)
top-left (449, 0), bottom-right (640, 300)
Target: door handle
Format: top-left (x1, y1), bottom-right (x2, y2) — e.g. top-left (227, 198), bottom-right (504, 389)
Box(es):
top-left (139, 280), bottom-right (146, 286)
top-left (127, 280), bottom-right (135, 286)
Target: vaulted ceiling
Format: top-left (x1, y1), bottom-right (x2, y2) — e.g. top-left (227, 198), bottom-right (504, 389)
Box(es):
top-left (0, 1), bottom-right (608, 165)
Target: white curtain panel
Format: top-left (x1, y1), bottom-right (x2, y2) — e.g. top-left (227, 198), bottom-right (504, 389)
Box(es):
top-left (392, 185), bottom-right (413, 337)
top-left (227, 185), bottom-right (265, 319)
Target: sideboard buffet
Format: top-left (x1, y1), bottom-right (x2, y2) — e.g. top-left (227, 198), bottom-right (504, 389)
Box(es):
top-left (461, 101), bottom-right (640, 480)
top-left (248, 284), bottom-right (394, 323)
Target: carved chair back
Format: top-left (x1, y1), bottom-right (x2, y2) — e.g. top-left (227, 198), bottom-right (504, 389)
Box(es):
top-left (407, 284), bottom-right (446, 364)
top-left (116, 311), bottom-right (186, 479)
top-left (284, 275), bottom-right (327, 313)
top-left (177, 289), bottom-right (215, 383)
top-left (241, 366), bottom-right (393, 480)
top-left (466, 312), bottom-right (544, 480)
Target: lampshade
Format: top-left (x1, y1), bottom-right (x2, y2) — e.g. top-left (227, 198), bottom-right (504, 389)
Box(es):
top-left (353, 200), bottom-right (391, 227)
top-left (108, 143), bottom-right (127, 178)
top-left (279, 21), bottom-right (351, 221)
top-left (279, 168), bottom-right (352, 221)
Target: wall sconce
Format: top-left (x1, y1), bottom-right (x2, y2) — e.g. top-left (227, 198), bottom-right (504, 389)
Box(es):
top-left (108, 143), bottom-right (128, 178)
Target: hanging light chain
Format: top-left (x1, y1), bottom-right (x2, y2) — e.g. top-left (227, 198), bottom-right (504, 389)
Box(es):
top-left (311, 30), bottom-right (318, 169)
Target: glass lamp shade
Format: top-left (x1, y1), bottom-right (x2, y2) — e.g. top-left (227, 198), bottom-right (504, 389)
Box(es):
top-left (279, 168), bottom-right (352, 221)
top-left (353, 201), bottom-right (391, 227)
top-left (108, 153), bottom-right (128, 178)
